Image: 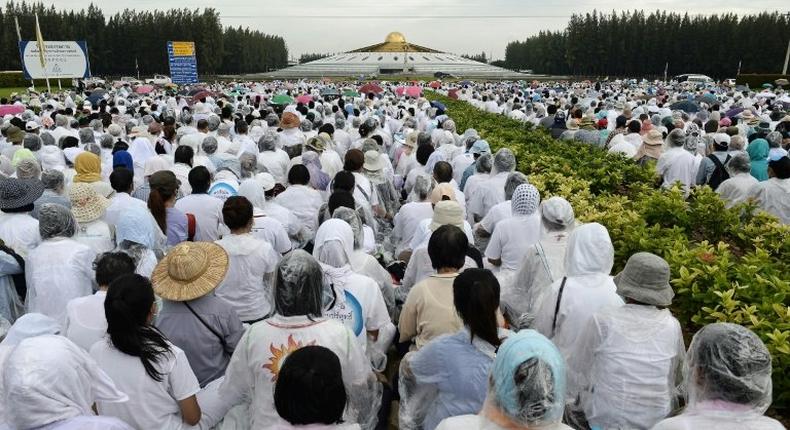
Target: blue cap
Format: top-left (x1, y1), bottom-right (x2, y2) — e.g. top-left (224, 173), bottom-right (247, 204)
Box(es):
top-left (470, 139), bottom-right (491, 155)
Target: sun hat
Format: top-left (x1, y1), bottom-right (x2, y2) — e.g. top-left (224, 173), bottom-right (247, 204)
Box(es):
top-left (151, 242), bottom-right (229, 301)
top-left (279, 112), bottom-right (300, 129)
top-left (0, 178), bottom-right (45, 210)
top-left (255, 172), bottom-right (276, 191)
top-left (6, 126), bottom-right (24, 144)
top-left (305, 136), bottom-right (326, 153)
top-left (429, 200), bottom-right (464, 231)
top-left (127, 125), bottom-right (149, 138)
top-left (430, 182), bottom-right (456, 204)
top-left (363, 150), bottom-right (384, 171)
top-left (470, 139), bottom-right (491, 155)
top-left (712, 133), bottom-right (731, 149)
top-left (68, 182), bottom-right (109, 223)
top-left (614, 252), bottom-right (674, 306)
top-left (25, 121), bottom-right (40, 132)
top-left (643, 129), bottom-right (664, 146)
top-left (404, 131), bottom-right (419, 148)
top-left (541, 197), bottom-right (575, 228)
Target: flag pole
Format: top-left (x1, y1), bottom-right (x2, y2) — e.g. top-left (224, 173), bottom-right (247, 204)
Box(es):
top-left (35, 13), bottom-right (50, 93)
top-left (14, 16), bottom-right (35, 91)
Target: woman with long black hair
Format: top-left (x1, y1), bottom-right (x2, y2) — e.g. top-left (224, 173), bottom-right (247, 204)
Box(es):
top-left (90, 274), bottom-right (226, 430)
top-left (147, 170), bottom-right (188, 246)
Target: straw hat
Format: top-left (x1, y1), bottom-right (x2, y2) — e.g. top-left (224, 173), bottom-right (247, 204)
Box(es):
top-left (614, 252), bottom-right (674, 306)
top-left (404, 131), bottom-right (419, 149)
top-left (68, 183), bottom-right (110, 223)
top-left (363, 150), bottom-right (384, 171)
top-left (279, 112), bottom-right (300, 129)
top-left (152, 242), bottom-right (229, 301)
top-left (643, 129), bottom-right (664, 146)
top-left (429, 200), bottom-right (464, 231)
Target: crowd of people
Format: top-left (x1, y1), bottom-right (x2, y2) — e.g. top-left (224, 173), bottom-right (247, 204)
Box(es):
top-left (0, 78), bottom-right (785, 430)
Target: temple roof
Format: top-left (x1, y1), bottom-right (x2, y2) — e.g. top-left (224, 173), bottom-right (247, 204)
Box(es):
top-left (349, 32), bottom-right (441, 53)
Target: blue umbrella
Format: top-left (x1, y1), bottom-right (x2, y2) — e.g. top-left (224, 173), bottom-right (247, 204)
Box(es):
top-left (86, 89), bottom-right (106, 106)
top-left (430, 100), bottom-right (446, 114)
top-left (670, 100), bottom-right (700, 113)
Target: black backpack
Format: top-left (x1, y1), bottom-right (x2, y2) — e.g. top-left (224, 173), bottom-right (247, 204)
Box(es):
top-left (707, 154), bottom-right (731, 190)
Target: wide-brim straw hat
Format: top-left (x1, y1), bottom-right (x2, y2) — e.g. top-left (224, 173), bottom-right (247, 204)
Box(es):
top-left (152, 242), bottom-right (229, 301)
top-left (68, 183), bottom-right (110, 223)
top-left (614, 252), bottom-right (674, 306)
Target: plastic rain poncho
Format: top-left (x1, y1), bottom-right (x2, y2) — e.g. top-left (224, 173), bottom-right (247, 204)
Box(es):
top-left (434, 330), bottom-right (571, 430)
top-left (652, 323), bottom-right (783, 430)
top-left (3, 335), bottom-right (130, 430)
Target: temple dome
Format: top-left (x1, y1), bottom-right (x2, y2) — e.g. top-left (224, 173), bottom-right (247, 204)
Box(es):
top-left (385, 32), bottom-right (406, 43)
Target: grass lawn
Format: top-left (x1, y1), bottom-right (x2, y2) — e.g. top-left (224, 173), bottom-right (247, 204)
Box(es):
top-left (0, 87), bottom-right (29, 99)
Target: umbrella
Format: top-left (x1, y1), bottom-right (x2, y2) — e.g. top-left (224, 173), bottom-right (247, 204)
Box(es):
top-left (669, 100), bottom-right (700, 113)
top-left (430, 100), bottom-right (446, 112)
top-left (776, 78), bottom-right (789, 86)
top-left (271, 94), bottom-right (294, 105)
top-left (405, 86), bottom-right (422, 97)
top-left (343, 90), bottom-right (360, 98)
top-left (459, 80), bottom-right (473, 86)
top-left (429, 81), bottom-right (442, 89)
top-left (762, 83), bottom-right (774, 89)
top-left (395, 86), bottom-right (406, 96)
top-left (135, 85), bottom-right (154, 95)
top-left (697, 93), bottom-right (717, 104)
top-left (0, 104), bottom-right (24, 116)
top-left (86, 89), bottom-right (106, 106)
top-left (448, 88), bottom-right (459, 100)
top-left (725, 107), bottom-right (744, 118)
top-left (190, 90), bottom-right (212, 103)
top-left (296, 94), bottom-right (312, 104)
top-left (359, 83), bottom-right (383, 94)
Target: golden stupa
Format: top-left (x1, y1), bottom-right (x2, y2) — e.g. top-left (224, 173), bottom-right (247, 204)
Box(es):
top-left (350, 31), bottom-right (439, 53)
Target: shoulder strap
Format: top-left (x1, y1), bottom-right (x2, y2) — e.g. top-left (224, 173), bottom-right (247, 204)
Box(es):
top-left (355, 184), bottom-right (371, 202)
top-left (708, 153), bottom-right (728, 170)
top-left (551, 277), bottom-right (568, 338)
top-left (535, 243), bottom-right (553, 284)
top-left (183, 301), bottom-right (230, 356)
top-left (186, 213), bottom-right (196, 241)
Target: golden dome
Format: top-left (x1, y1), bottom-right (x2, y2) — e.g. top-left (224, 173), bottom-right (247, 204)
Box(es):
top-left (385, 32), bottom-right (406, 43)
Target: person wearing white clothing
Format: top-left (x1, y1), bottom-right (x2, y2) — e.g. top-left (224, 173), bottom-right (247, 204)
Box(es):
top-left (215, 196), bottom-right (281, 323)
top-left (219, 250), bottom-right (378, 430)
top-left (237, 178), bottom-right (293, 254)
top-left (467, 149), bottom-right (516, 222)
top-left (746, 156), bottom-right (790, 224)
top-left (105, 167), bottom-right (150, 226)
top-left (257, 131), bottom-right (291, 184)
top-left (174, 166), bottom-right (226, 241)
top-left (26, 204), bottom-right (97, 325)
top-left (716, 152), bottom-right (759, 208)
top-left (64, 252), bottom-right (136, 351)
top-left (275, 165), bottom-right (324, 243)
top-left (68, 183), bottom-right (116, 254)
top-left (656, 129), bottom-right (698, 191)
top-left (651, 323), bottom-right (783, 430)
top-left (476, 172), bottom-right (529, 237)
top-left (392, 174), bottom-right (434, 257)
top-left (532, 223), bottom-right (625, 364)
top-left (0, 178), bottom-right (44, 258)
top-left (4, 335), bottom-right (133, 430)
top-left (608, 133), bottom-right (638, 158)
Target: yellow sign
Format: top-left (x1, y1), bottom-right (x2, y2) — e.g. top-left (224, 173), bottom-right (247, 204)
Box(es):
top-left (171, 41), bottom-right (195, 57)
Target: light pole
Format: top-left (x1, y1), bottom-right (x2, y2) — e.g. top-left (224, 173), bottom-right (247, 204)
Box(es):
top-left (784, 12), bottom-right (790, 74)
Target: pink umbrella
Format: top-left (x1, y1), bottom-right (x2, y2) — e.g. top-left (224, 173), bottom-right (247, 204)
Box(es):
top-left (135, 85), bottom-right (154, 95)
top-left (296, 94), bottom-right (312, 104)
top-left (0, 104), bottom-right (24, 116)
top-left (405, 86), bottom-right (422, 97)
top-left (448, 88), bottom-right (459, 100)
top-left (359, 83), bottom-right (384, 94)
top-left (395, 86), bottom-right (406, 96)
top-left (429, 81), bottom-right (442, 89)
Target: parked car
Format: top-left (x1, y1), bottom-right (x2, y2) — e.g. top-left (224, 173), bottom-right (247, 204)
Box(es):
top-left (115, 76), bottom-right (142, 86)
top-left (145, 74), bottom-right (172, 85)
top-left (73, 76), bottom-right (105, 87)
top-left (724, 78), bottom-right (736, 86)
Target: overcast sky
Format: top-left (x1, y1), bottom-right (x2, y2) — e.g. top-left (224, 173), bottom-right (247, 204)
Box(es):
top-left (38, 0), bottom-right (788, 60)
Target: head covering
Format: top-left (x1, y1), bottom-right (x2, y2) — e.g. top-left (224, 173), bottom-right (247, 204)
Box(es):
top-left (424, 150), bottom-right (446, 174)
top-left (143, 155), bottom-right (171, 177)
top-left (634, 129), bottom-right (665, 160)
top-left (68, 182), bottom-right (110, 223)
top-left (430, 182), bottom-right (456, 204)
top-left (769, 156), bottom-right (790, 179)
top-left (255, 172), bottom-right (276, 191)
top-left (686, 323), bottom-right (773, 413)
top-left (470, 139), bottom-right (491, 155)
top-left (152, 242), bottom-right (229, 301)
top-left (116, 206), bottom-right (158, 249)
top-left (541, 197), bottom-right (575, 228)
top-left (238, 178), bottom-right (266, 208)
top-left (6, 125), bottom-right (24, 144)
top-left (493, 148), bottom-right (516, 174)
top-left (73, 152), bottom-right (102, 183)
top-left (38, 203), bottom-right (77, 240)
top-left (429, 200), bottom-right (464, 231)
top-left (747, 138), bottom-right (769, 162)
top-left (712, 133), bottom-right (731, 151)
top-left (614, 252), bottom-right (674, 306)
top-left (112, 150), bottom-right (133, 171)
top-left (313, 219), bottom-right (354, 268)
top-left (511, 184), bottom-right (540, 216)
top-left (4, 335), bottom-right (128, 430)
top-left (490, 330), bottom-right (566, 427)
top-left (305, 136), bottom-right (325, 153)
top-left (363, 150), bottom-right (384, 171)
top-left (280, 112), bottom-right (300, 129)
top-left (11, 148), bottom-right (36, 168)
top-left (273, 249), bottom-right (324, 318)
top-left (302, 151), bottom-right (331, 191)
top-left (0, 313), bottom-right (60, 347)
top-left (565, 223), bottom-right (614, 277)
top-left (148, 170), bottom-right (179, 194)
top-left (128, 136), bottom-right (156, 168)
top-left (404, 131), bottom-right (419, 149)
top-left (332, 206), bottom-right (364, 250)
top-left (0, 178), bottom-right (44, 211)
top-left (39, 146), bottom-right (66, 171)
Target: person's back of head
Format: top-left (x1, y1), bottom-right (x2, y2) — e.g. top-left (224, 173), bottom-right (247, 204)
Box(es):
top-left (40, 169), bottom-right (65, 193)
top-left (428, 224), bottom-right (468, 271)
top-left (627, 120), bottom-right (641, 134)
top-left (432, 160), bottom-right (453, 184)
top-left (274, 345), bottom-right (347, 426)
top-left (454, 268), bottom-right (502, 347)
top-left (95, 252), bottom-right (136, 287)
top-left (273, 250), bottom-right (324, 318)
top-left (188, 166), bottom-right (211, 194)
top-left (174, 145), bottom-right (194, 167)
top-left (331, 170), bottom-right (355, 193)
top-left (109, 167), bottom-right (134, 194)
top-left (327, 190), bottom-right (355, 216)
top-left (196, 119), bottom-right (208, 132)
top-left (222, 196), bottom-right (254, 231)
top-left (504, 172), bottom-right (528, 200)
top-left (343, 149), bottom-right (364, 172)
top-left (417, 132), bottom-right (432, 147)
top-left (415, 144), bottom-right (434, 166)
top-left (287, 164), bottom-right (310, 186)
top-left (666, 129), bottom-right (686, 148)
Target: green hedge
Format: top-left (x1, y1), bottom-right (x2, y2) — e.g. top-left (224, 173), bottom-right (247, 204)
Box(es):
top-left (736, 74), bottom-right (790, 88)
top-left (0, 71), bottom-right (72, 88)
top-left (426, 93), bottom-right (790, 412)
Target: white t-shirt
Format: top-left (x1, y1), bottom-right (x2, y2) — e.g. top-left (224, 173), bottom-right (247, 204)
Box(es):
top-left (324, 272), bottom-right (391, 351)
top-left (437, 414), bottom-right (572, 430)
top-left (485, 213), bottom-right (542, 271)
top-left (219, 315), bottom-right (370, 429)
top-left (64, 290), bottom-right (107, 351)
top-left (478, 200), bottom-right (511, 234)
top-left (215, 233), bottom-right (280, 321)
top-left (274, 185), bottom-right (323, 241)
top-left (174, 193), bottom-right (225, 242)
top-left (251, 209), bottom-right (292, 254)
top-left (90, 340), bottom-right (200, 430)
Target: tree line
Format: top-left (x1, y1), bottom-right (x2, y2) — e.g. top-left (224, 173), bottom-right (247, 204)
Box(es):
top-left (0, 2), bottom-right (289, 76)
top-left (504, 10), bottom-right (790, 78)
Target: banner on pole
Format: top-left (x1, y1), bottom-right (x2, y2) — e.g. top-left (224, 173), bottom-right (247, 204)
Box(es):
top-left (18, 40), bottom-right (90, 79)
top-left (167, 41), bottom-right (198, 84)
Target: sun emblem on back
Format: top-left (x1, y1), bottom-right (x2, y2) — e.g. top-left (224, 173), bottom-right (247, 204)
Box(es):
top-left (262, 334), bottom-right (316, 381)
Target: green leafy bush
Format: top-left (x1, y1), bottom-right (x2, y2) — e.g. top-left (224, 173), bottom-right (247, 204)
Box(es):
top-left (427, 93), bottom-right (790, 411)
